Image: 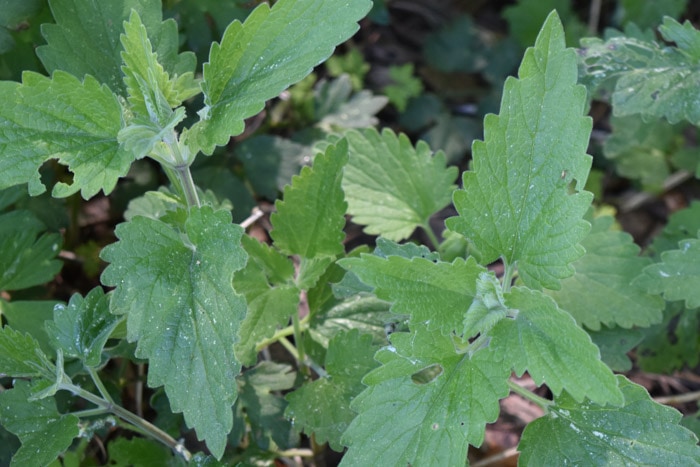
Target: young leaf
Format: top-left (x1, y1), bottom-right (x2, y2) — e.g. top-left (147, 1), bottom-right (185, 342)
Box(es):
top-left (579, 17), bottom-right (700, 125)
top-left (0, 210), bottom-right (62, 291)
top-left (343, 128), bottom-right (458, 242)
top-left (0, 72), bottom-right (128, 198)
top-left (0, 380), bottom-right (80, 467)
top-left (0, 300), bottom-right (58, 355)
top-left (45, 287), bottom-right (121, 368)
top-left (315, 75), bottom-right (388, 129)
top-left (237, 362), bottom-right (297, 451)
top-left (0, 326), bottom-right (53, 378)
top-left (546, 215), bottom-right (664, 330)
top-left (490, 287), bottom-right (623, 406)
top-left (338, 255), bottom-right (485, 335)
top-left (285, 330), bottom-right (380, 451)
top-left (270, 140), bottom-right (348, 259)
top-left (503, 0), bottom-right (588, 48)
top-left (341, 326), bottom-right (510, 465)
top-left (189, 0), bottom-right (372, 154)
top-left (446, 12), bottom-right (593, 290)
top-left (37, 0), bottom-right (195, 96)
top-left (518, 376), bottom-right (700, 465)
top-left (651, 201), bottom-right (700, 255)
top-left (100, 206), bottom-right (247, 458)
top-left (633, 235), bottom-right (700, 309)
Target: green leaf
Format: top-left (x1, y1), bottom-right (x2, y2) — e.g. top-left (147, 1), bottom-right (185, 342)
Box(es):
top-left (490, 287), bottom-right (623, 406)
top-left (341, 326), bottom-right (510, 465)
top-left (108, 437), bottom-right (183, 467)
top-left (100, 206), bottom-right (247, 458)
top-left (446, 12), bottom-right (593, 290)
top-left (634, 235), bottom-right (700, 309)
top-left (237, 362), bottom-right (297, 451)
top-left (652, 201), bottom-right (700, 254)
top-left (270, 140), bottom-right (348, 259)
top-left (338, 254), bottom-right (485, 335)
top-left (37, 0), bottom-right (195, 96)
top-left (503, 0), bottom-right (588, 48)
top-left (234, 237), bottom-right (298, 365)
top-left (343, 128), bottom-right (458, 242)
top-left (518, 375), bottom-right (700, 465)
top-left (0, 325), bottom-right (52, 378)
top-left (0, 300), bottom-right (58, 355)
top-left (0, 210), bottom-right (62, 291)
top-left (588, 325), bottom-right (644, 372)
top-left (286, 330), bottom-right (380, 451)
top-left (619, 0), bottom-right (688, 29)
top-left (603, 115), bottom-right (681, 187)
top-left (325, 49), bottom-right (370, 90)
top-left (546, 215), bottom-right (664, 330)
top-left (464, 272), bottom-right (509, 338)
top-left (315, 75), bottom-right (387, 129)
top-left (189, 0), bottom-right (372, 154)
top-left (45, 287), bottom-right (121, 368)
top-left (383, 64), bottom-right (423, 112)
top-left (0, 380), bottom-right (80, 467)
top-left (637, 303), bottom-right (700, 373)
top-left (0, 72), bottom-right (129, 198)
top-left (579, 18), bottom-right (700, 125)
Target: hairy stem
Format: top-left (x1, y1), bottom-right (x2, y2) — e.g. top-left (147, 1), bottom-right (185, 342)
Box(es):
top-left (507, 380), bottom-right (552, 411)
top-left (421, 222), bottom-right (441, 251)
top-left (60, 381), bottom-right (192, 461)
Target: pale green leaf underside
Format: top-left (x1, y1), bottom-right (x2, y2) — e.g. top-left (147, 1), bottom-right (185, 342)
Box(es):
top-left (579, 17), bottom-right (700, 125)
top-left (341, 327), bottom-right (510, 465)
top-left (0, 380), bottom-right (80, 467)
top-left (490, 287), bottom-right (623, 406)
top-left (37, 0), bottom-right (195, 96)
top-left (45, 287), bottom-right (120, 368)
top-left (190, 0), bottom-right (372, 154)
top-left (100, 206), bottom-right (247, 458)
top-left (634, 235), bottom-right (700, 309)
top-left (0, 72), bottom-right (129, 198)
top-left (0, 210), bottom-right (62, 291)
top-left (338, 255), bottom-right (485, 335)
top-left (343, 128), bottom-right (458, 241)
top-left (518, 376), bottom-right (700, 465)
top-left (446, 12), bottom-right (593, 290)
top-left (271, 140), bottom-right (348, 258)
top-left (285, 330), bottom-right (379, 451)
top-left (546, 215), bottom-right (664, 330)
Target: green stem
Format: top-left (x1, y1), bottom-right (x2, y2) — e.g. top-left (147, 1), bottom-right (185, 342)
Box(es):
top-left (87, 366), bottom-right (114, 405)
top-left (60, 381), bottom-right (192, 461)
top-left (421, 222), bottom-right (441, 251)
top-left (255, 315), bottom-right (311, 352)
top-left (174, 165), bottom-right (200, 209)
top-left (502, 259), bottom-right (516, 293)
top-left (292, 312), bottom-right (307, 374)
top-left (507, 380), bottom-right (552, 411)
top-left (278, 336), bottom-right (300, 361)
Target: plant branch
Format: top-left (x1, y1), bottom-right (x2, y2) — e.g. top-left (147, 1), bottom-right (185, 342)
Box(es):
top-left (59, 381), bottom-right (192, 461)
top-left (421, 222), bottom-right (441, 250)
top-left (507, 380), bottom-right (552, 410)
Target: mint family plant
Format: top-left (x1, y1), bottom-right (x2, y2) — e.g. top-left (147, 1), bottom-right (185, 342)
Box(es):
top-left (0, 2), bottom-right (699, 466)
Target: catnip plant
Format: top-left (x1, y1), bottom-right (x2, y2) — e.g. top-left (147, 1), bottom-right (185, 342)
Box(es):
top-left (0, 0), bottom-right (699, 465)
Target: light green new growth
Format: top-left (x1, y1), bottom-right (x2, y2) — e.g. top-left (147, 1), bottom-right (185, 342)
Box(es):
top-left (446, 12), bottom-right (593, 290)
top-left (343, 128), bottom-right (458, 243)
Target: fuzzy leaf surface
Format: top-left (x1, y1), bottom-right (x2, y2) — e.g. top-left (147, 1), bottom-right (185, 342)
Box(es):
top-left (270, 140), bottom-right (348, 259)
top-left (0, 72), bottom-right (128, 198)
top-left (37, 0), bottom-right (195, 95)
top-left (490, 287), bottom-right (623, 406)
top-left (546, 216), bottom-right (664, 330)
top-left (446, 12), bottom-right (593, 290)
top-left (519, 376), bottom-right (700, 465)
top-left (190, 0), bottom-right (372, 154)
top-left (343, 128), bottom-right (458, 241)
top-left (0, 380), bottom-right (80, 467)
top-left (579, 17), bottom-right (700, 125)
top-left (45, 287), bottom-right (120, 368)
top-left (100, 206), bottom-right (247, 458)
top-left (338, 255), bottom-right (485, 335)
top-left (0, 326), bottom-right (52, 378)
top-left (0, 211), bottom-right (62, 291)
top-left (341, 327), bottom-right (510, 465)
top-left (286, 330), bottom-right (380, 451)
top-left (634, 235), bottom-right (700, 309)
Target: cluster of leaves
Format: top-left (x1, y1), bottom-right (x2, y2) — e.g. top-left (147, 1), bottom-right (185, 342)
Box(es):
top-left (1, 0), bottom-right (700, 466)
